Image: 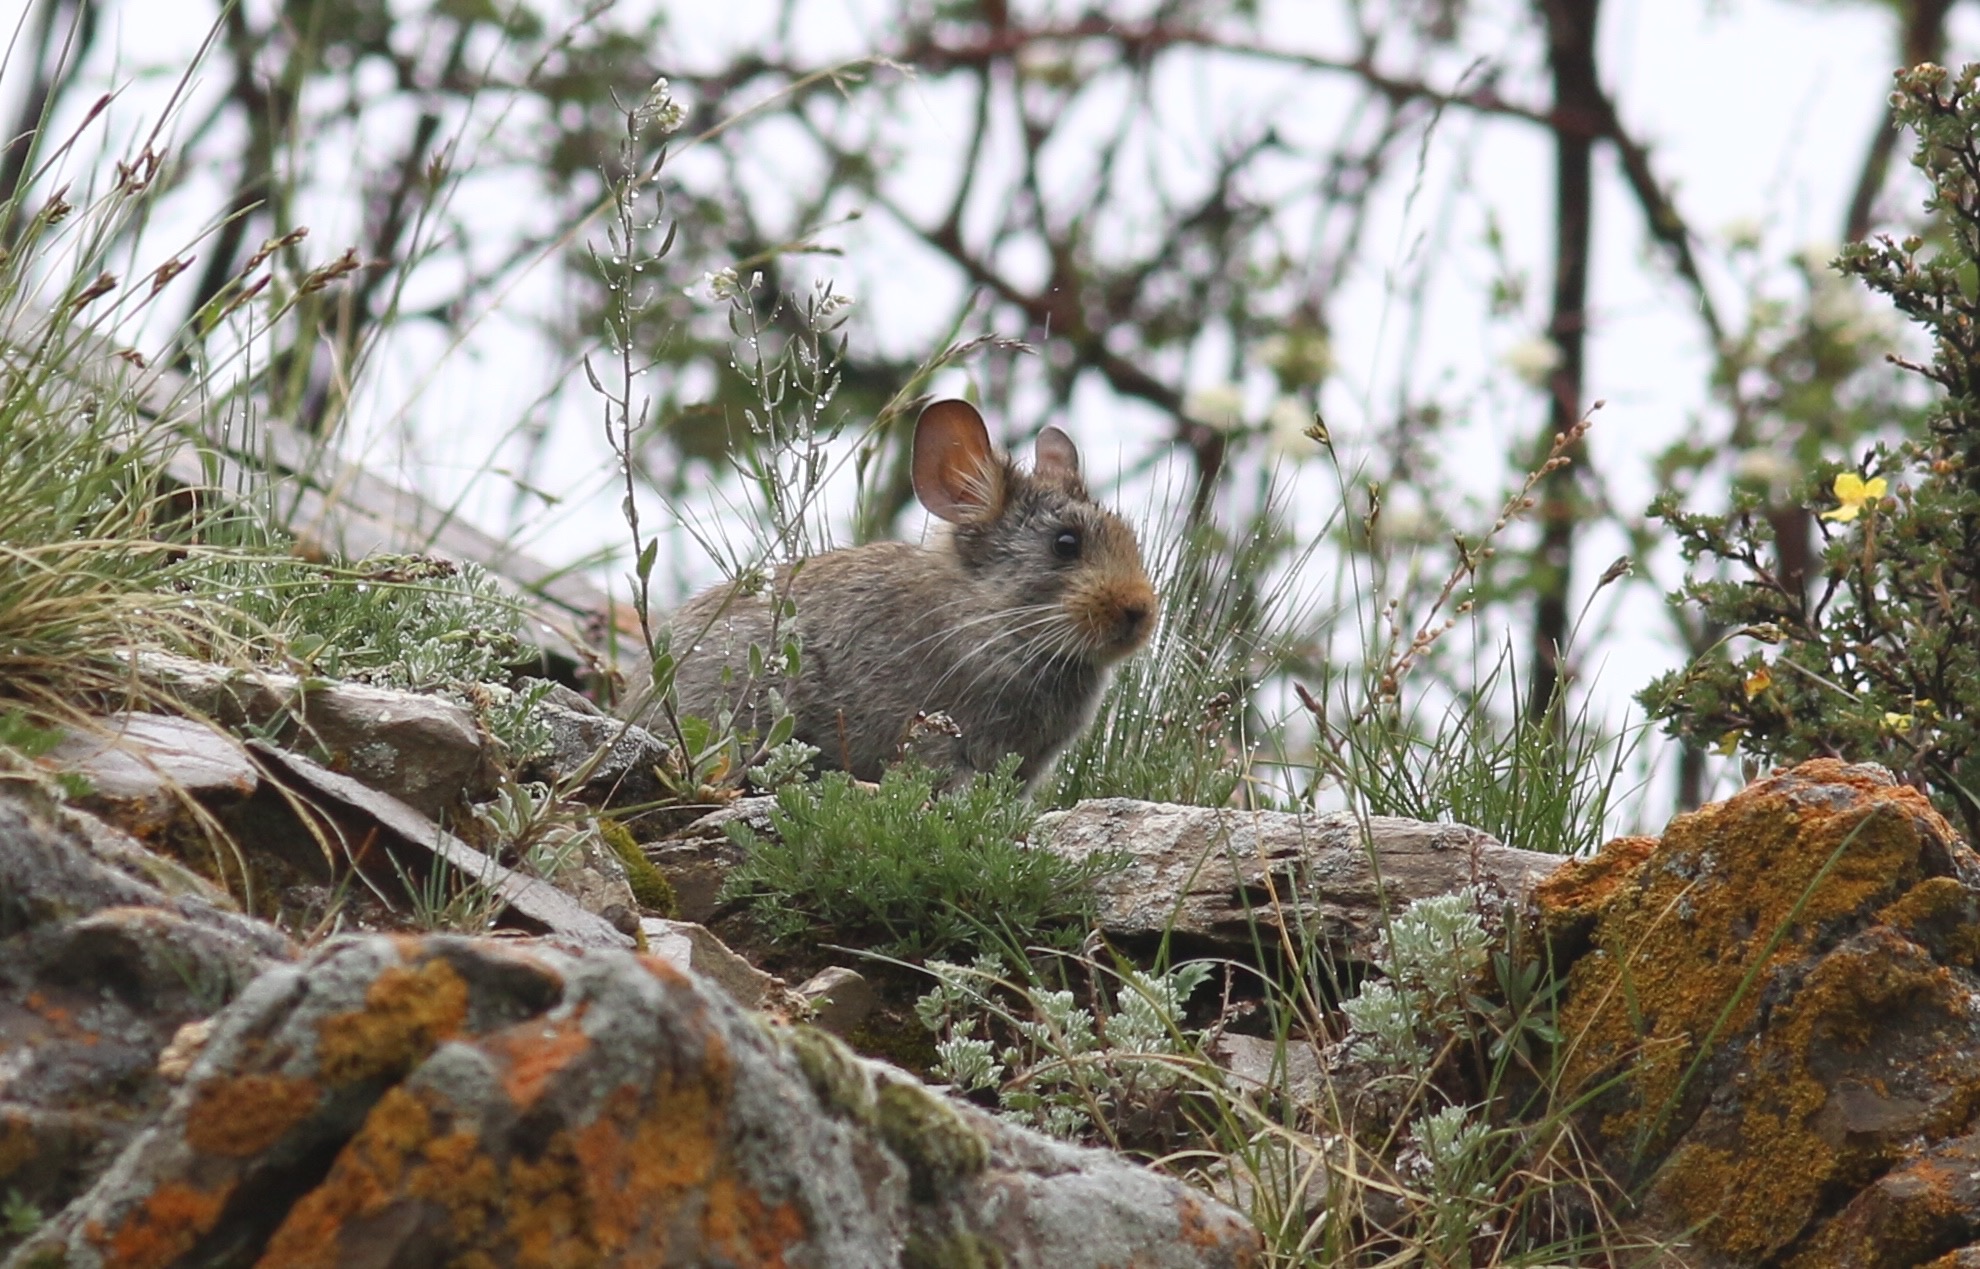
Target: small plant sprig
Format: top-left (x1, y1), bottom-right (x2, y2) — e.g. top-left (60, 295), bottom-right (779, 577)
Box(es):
top-left (1642, 62), bottom-right (1980, 841)
top-left (1353, 403), bottom-right (1602, 719)
top-left (590, 76), bottom-right (686, 663)
top-left (916, 954), bottom-right (1216, 1144)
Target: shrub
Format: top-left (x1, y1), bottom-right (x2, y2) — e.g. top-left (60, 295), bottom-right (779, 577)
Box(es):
top-left (1642, 63), bottom-right (1980, 841)
top-left (718, 760), bottom-right (1127, 960)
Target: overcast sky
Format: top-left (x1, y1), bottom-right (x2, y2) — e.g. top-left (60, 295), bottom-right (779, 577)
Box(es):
top-left (3, 0), bottom-right (1968, 821)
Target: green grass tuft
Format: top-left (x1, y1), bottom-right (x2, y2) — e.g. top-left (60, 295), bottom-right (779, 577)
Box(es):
top-left (718, 759), bottom-right (1127, 960)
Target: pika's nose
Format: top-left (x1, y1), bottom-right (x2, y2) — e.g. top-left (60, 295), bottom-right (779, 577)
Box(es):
top-left (1119, 600), bottom-right (1151, 640)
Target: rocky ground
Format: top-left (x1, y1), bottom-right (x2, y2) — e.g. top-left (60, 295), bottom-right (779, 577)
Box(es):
top-left (6, 657), bottom-right (1980, 1267)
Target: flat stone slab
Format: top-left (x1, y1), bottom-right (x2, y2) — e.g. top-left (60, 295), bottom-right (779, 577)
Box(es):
top-left (1036, 800), bottom-right (1564, 963)
top-left (42, 713), bottom-right (259, 835)
top-left (249, 742), bottom-right (632, 951)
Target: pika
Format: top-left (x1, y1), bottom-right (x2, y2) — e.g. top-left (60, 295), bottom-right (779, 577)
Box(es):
top-left (646, 398), bottom-right (1156, 787)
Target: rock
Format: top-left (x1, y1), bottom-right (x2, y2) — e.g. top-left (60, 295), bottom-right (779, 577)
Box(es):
top-left (244, 742), bottom-right (633, 951)
top-left (1036, 800), bottom-right (1562, 964)
top-left (0, 792), bottom-right (290, 1232)
top-left (1787, 1127), bottom-right (1980, 1267)
top-left (1546, 759), bottom-right (1980, 1265)
top-left (40, 714), bottom-right (259, 839)
top-left (11, 935), bottom-right (1261, 1268)
top-left (797, 966), bottom-right (877, 1035)
top-left (137, 652), bottom-right (496, 819)
top-left (521, 697), bottom-right (676, 812)
top-left (1207, 1033), bottom-right (1323, 1108)
top-left (640, 917), bottom-right (797, 1013)
top-left (642, 796), bottom-right (772, 923)
top-left (531, 821), bottom-right (641, 921)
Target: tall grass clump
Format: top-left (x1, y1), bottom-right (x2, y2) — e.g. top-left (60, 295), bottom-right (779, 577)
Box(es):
top-left (1304, 647), bottom-right (1641, 857)
top-left (0, 155), bottom-right (267, 731)
top-left (0, 53), bottom-right (558, 792)
top-left (1047, 490), bottom-right (1325, 809)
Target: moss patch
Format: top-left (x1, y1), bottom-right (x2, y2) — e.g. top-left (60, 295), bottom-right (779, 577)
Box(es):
top-left (785, 1025), bottom-right (876, 1127)
top-left (875, 1080), bottom-right (989, 1202)
top-left (601, 817), bottom-right (677, 917)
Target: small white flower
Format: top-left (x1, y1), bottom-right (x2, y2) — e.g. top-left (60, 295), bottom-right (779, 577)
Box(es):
top-left (1503, 335), bottom-right (1563, 387)
top-left (1733, 448), bottom-right (1796, 491)
top-left (1265, 397), bottom-right (1321, 462)
top-left (1183, 384), bottom-right (1246, 432)
top-left (636, 77), bottom-right (687, 135)
top-left (1720, 217), bottom-right (1763, 252)
top-left (688, 267), bottom-right (743, 302)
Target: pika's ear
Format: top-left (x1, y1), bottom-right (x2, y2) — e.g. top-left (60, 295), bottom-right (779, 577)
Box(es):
top-left (913, 399), bottom-right (1004, 523)
top-left (1034, 425), bottom-right (1081, 484)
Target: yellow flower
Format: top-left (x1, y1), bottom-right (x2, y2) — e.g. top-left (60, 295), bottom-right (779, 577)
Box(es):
top-left (1713, 728), bottom-right (1745, 757)
top-left (1821, 471), bottom-right (1888, 522)
top-left (1883, 712), bottom-right (1914, 734)
top-left (1743, 666), bottom-right (1772, 699)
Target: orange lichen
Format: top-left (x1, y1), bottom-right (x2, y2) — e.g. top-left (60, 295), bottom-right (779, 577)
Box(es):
top-left (315, 954), bottom-right (470, 1086)
top-left (255, 1084), bottom-right (454, 1269)
top-left (568, 1073), bottom-right (727, 1254)
top-left (1783, 1140), bottom-right (1980, 1267)
top-left (1534, 834), bottom-right (1657, 929)
top-left (1878, 876), bottom-right (1980, 970)
top-left (1656, 929), bottom-right (1980, 1259)
top-left (100, 1181), bottom-right (232, 1269)
top-left (488, 1009), bottom-right (592, 1109)
top-left (700, 1175), bottom-right (805, 1267)
top-left (1552, 759), bottom-right (1974, 1260)
top-left (184, 1073), bottom-right (322, 1158)
top-left (1176, 1192), bottom-right (1259, 1258)
top-left (255, 993), bottom-right (803, 1267)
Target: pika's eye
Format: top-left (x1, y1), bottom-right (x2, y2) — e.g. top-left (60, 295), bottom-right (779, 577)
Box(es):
top-left (1052, 527), bottom-right (1083, 560)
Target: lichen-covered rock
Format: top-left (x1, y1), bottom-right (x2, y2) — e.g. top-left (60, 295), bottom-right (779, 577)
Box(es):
top-left (522, 694), bottom-right (676, 813)
top-left (138, 652), bottom-right (497, 818)
top-left (0, 792), bottom-right (291, 1235)
top-left (11, 935), bottom-right (1259, 1269)
top-left (1548, 759), bottom-right (1980, 1265)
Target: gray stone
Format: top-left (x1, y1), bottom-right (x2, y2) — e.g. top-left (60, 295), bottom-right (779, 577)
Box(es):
top-left (1036, 800), bottom-right (1562, 964)
top-left (41, 712), bottom-right (258, 837)
top-left (136, 652), bottom-right (495, 818)
top-left (0, 792), bottom-right (290, 1227)
top-left (522, 697), bottom-right (676, 811)
top-left (797, 965), bottom-right (876, 1035)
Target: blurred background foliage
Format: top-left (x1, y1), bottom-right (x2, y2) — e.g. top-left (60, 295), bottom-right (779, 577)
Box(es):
top-left (0, 0), bottom-right (1962, 823)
